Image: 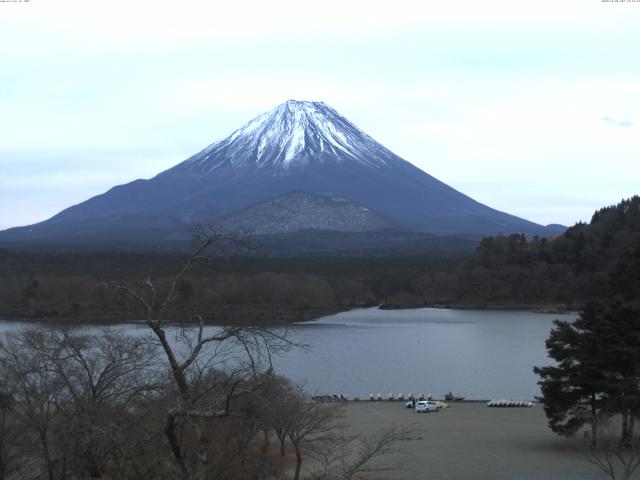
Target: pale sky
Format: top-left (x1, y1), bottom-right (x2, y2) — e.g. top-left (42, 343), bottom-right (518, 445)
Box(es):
top-left (1, 0), bottom-right (639, 230)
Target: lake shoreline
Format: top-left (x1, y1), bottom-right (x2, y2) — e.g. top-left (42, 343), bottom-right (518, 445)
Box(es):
top-left (0, 301), bottom-right (580, 327)
top-left (380, 300), bottom-right (580, 315)
top-left (3, 307), bottom-right (577, 400)
top-left (0, 306), bottom-right (344, 327)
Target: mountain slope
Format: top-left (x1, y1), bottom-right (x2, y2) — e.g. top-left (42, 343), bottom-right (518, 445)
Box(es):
top-left (0, 100), bottom-right (562, 248)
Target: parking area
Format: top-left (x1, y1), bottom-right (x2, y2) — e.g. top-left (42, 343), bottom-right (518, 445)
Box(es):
top-left (339, 401), bottom-right (603, 480)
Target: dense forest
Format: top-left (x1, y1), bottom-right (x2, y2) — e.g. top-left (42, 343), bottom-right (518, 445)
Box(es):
top-left (0, 196), bottom-right (638, 323)
top-left (448, 195), bottom-right (640, 309)
top-left (0, 251), bottom-right (454, 323)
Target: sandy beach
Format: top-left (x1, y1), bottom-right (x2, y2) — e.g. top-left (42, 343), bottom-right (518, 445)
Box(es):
top-left (337, 402), bottom-right (604, 480)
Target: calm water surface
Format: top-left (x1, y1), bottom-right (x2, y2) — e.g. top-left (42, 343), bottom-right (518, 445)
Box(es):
top-left (0, 307), bottom-right (576, 400)
top-left (276, 308), bottom-right (577, 400)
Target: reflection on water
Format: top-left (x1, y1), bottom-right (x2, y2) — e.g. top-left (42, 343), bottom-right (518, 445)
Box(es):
top-left (1, 307), bottom-right (576, 400)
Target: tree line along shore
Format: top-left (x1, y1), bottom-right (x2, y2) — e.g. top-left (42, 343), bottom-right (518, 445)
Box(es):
top-left (0, 196), bottom-right (638, 324)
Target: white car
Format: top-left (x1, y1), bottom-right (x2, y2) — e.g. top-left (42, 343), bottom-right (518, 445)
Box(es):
top-left (415, 400), bottom-right (439, 413)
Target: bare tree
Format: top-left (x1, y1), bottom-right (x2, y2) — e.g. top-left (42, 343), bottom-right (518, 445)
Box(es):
top-left (308, 426), bottom-right (411, 480)
top-left (287, 399), bottom-right (344, 480)
top-left (260, 374), bottom-right (299, 457)
top-left (280, 387), bottom-right (410, 480)
top-left (0, 330), bottom-right (67, 480)
top-left (583, 420), bottom-right (640, 480)
top-left (106, 226), bottom-right (294, 480)
top-left (3, 227), bottom-right (404, 480)
top-left (0, 327), bottom-right (161, 480)
top-left (0, 389), bottom-right (20, 480)
top-left (35, 327), bottom-right (159, 478)
top-left (26, 327), bottom-right (159, 409)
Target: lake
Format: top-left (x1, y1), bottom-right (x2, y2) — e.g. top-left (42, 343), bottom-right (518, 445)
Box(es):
top-left (275, 307), bottom-right (577, 400)
top-left (0, 307), bottom-right (577, 400)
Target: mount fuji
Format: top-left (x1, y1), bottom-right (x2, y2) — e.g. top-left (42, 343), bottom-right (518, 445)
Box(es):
top-left (0, 100), bottom-right (563, 251)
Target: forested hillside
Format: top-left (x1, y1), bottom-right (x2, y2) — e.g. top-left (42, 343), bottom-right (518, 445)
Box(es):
top-left (1, 197), bottom-right (637, 322)
top-left (443, 196), bottom-right (640, 308)
top-left (0, 252), bottom-right (452, 323)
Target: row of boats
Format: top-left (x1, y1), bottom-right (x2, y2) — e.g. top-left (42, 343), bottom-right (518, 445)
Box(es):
top-left (312, 394), bottom-right (535, 407)
top-left (486, 399), bottom-right (535, 408)
top-left (368, 392), bottom-right (466, 402)
top-left (369, 393), bottom-right (435, 401)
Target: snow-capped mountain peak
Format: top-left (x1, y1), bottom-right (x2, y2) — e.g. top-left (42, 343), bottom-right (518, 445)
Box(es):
top-left (0, 99), bottom-right (562, 248)
top-left (179, 99), bottom-right (405, 175)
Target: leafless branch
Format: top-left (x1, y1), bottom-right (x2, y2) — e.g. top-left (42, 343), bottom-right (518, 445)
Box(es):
top-left (582, 420), bottom-right (640, 480)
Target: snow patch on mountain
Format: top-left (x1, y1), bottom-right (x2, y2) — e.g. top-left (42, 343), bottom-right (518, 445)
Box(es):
top-left (178, 100), bottom-right (410, 175)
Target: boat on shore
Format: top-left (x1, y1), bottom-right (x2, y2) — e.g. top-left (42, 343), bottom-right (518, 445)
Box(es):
top-left (445, 392), bottom-right (465, 401)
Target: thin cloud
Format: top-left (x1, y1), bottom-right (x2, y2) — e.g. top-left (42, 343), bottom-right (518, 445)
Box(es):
top-left (602, 115), bottom-right (634, 128)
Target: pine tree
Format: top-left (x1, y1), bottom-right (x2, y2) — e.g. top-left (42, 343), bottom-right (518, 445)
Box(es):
top-left (535, 246), bottom-right (640, 444)
top-left (595, 302), bottom-right (640, 443)
top-left (534, 309), bottom-right (609, 442)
